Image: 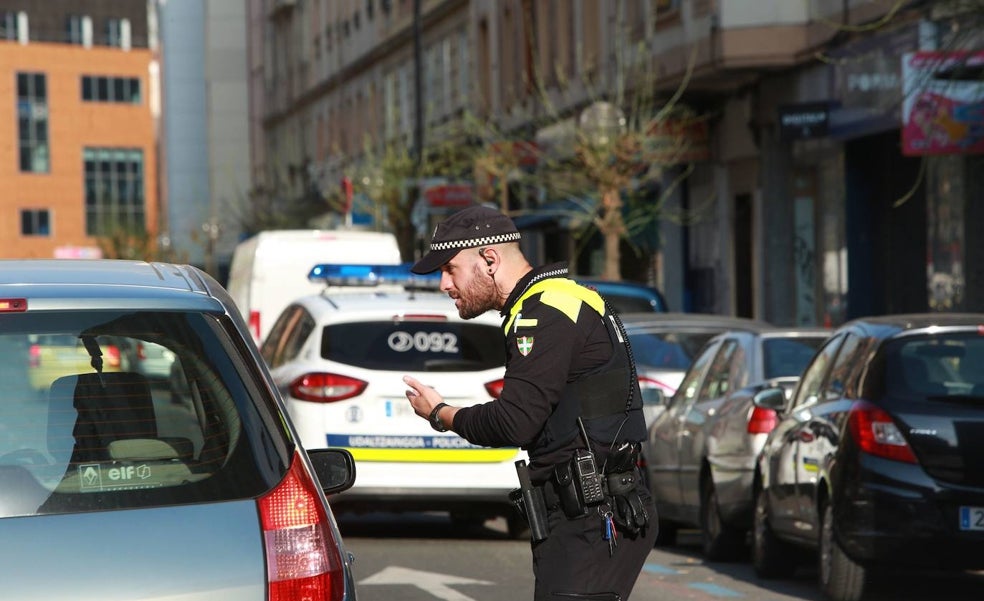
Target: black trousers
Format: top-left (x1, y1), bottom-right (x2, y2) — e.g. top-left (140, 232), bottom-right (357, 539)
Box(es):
top-left (531, 486), bottom-right (657, 601)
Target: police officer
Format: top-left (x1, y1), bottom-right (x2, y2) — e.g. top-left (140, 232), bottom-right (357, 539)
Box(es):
top-left (404, 205), bottom-right (657, 601)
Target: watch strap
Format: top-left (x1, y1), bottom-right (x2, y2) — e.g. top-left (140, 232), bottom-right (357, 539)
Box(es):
top-left (429, 402), bottom-right (449, 432)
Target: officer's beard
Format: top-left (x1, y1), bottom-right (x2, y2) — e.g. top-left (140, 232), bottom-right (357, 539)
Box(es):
top-left (456, 263), bottom-right (499, 319)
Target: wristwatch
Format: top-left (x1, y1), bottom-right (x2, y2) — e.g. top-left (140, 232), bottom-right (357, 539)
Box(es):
top-left (429, 402), bottom-right (449, 432)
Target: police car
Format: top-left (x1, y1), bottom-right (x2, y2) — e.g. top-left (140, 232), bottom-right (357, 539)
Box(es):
top-left (260, 264), bottom-right (525, 533)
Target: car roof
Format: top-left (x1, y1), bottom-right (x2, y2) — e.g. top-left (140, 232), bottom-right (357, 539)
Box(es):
top-left (577, 278), bottom-right (667, 308)
top-left (292, 288), bottom-right (503, 324)
top-left (847, 313), bottom-right (984, 331)
top-left (619, 311), bottom-right (774, 330)
top-left (0, 259), bottom-right (223, 311)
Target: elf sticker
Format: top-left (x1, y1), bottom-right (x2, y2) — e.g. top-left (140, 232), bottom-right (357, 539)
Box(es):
top-left (517, 336), bottom-right (534, 356)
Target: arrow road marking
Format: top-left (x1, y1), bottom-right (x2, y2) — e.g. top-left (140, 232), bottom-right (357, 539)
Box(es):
top-left (361, 566), bottom-right (493, 601)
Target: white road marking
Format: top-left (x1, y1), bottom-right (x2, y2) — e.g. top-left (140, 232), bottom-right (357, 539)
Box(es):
top-left (360, 566), bottom-right (493, 601)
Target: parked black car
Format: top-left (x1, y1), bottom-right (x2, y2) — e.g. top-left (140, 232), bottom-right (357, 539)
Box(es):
top-left (752, 313), bottom-right (984, 601)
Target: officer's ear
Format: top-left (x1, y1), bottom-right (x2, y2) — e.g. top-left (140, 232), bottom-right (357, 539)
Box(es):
top-left (478, 247), bottom-right (494, 270)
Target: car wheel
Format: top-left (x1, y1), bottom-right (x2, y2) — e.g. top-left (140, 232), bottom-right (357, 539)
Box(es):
top-left (752, 487), bottom-right (797, 579)
top-left (700, 477), bottom-right (745, 561)
top-left (819, 502), bottom-right (865, 601)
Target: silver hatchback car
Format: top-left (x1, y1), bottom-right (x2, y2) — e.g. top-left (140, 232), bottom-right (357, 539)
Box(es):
top-left (0, 260), bottom-right (358, 601)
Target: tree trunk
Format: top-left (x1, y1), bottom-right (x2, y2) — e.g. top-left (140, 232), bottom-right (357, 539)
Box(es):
top-left (599, 187), bottom-right (624, 280)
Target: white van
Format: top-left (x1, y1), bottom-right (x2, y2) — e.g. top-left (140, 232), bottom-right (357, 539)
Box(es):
top-left (227, 229), bottom-right (402, 345)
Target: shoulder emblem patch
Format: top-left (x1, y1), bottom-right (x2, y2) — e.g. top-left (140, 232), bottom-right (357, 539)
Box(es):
top-left (517, 336), bottom-right (534, 356)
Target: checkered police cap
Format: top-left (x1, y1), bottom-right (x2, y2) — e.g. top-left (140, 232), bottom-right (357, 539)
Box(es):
top-left (410, 205), bottom-right (521, 274)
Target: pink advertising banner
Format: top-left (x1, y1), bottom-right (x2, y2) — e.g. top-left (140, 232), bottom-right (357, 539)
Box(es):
top-left (901, 51), bottom-right (984, 156)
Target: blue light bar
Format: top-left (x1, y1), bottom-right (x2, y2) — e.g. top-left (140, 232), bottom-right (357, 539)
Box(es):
top-left (307, 263), bottom-right (442, 289)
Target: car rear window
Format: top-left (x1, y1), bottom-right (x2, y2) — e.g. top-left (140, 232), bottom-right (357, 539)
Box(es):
top-left (881, 334), bottom-right (984, 401)
top-left (762, 336), bottom-right (826, 379)
top-left (627, 331), bottom-right (717, 369)
top-left (321, 321), bottom-right (505, 371)
top-left (0, 310), bottom-right (287, 519)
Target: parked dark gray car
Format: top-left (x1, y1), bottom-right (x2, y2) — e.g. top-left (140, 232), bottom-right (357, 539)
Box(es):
top-left (0, 260), bottom-right (358, 601)
top-left (645, 325), bottom-right (829, 560)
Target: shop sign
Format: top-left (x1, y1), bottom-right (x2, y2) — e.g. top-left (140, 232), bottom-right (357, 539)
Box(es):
top-left (54, 246), bottom-right (102, 259)
top-left (779, 102), bottom-right (833, 140)
top-left (645, 112), bottom-right (710, 163)
top-left (829, 23), bottom-right (918, 131)
top-left (901, 51), bottom-right (984, 156)
top-left (424, 184), bottom-right (473, 207)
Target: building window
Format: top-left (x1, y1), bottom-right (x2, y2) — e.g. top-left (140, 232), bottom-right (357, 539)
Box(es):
top-left (105, 18), bottom-right (122, 47)
top-left (0, 11), bottom-right (18, 40)
top-left (81, 75), bottom-right (141, 104)
top-left (84, 148), bottom-right (145, 236)
top-left (66, 14), bottom-right (85, 44)
top-left (21, 209), bottom-right (50, 236)
top-left (17, 72), bottom-right (49, 173)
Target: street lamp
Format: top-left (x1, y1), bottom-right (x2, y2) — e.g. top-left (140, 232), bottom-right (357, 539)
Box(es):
top-left (578, 101), bottom-right (626, 147)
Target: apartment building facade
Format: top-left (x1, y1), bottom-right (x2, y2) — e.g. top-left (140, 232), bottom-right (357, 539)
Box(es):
top-left (0, 0), bottom-right (159, 260)
top-left (248, 0), bottom-right (984, 325)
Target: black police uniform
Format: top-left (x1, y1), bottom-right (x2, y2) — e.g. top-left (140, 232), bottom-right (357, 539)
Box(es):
top-left (451, 263), bottom-right (658, 601)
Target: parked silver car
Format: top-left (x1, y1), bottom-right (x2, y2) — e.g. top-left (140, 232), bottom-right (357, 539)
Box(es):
top-left (645, 325), bottom-right (829, 560)
top-left (620, 313), bottom-right (773, 426)
top-left (0, 260), bottom-right (358, 601)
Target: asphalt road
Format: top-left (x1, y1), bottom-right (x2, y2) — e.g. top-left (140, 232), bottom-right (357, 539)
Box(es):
top-left (338, 511), bottom-right (984, 601)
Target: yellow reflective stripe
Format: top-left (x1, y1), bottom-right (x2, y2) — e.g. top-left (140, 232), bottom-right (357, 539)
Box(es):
top-left (515, 318), bottom-right (538, 329)
top-left (540, 288), bottom-right (583, 323)
top-left (504, 278), bottom-right (606, 333)
top-left (347, 447), bottom-right (520, 463)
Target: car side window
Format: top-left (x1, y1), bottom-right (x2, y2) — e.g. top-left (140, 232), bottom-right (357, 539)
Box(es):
top-left (262, 306), bottom-right (312, 368)
top-left (791, 333), bottom-right (845, 410)
top-left (698, 339), bottom-right (739, 400)
top-left (671, 340), bottom-right (720, 409)
top-left (823, 333), bottom-right (863, 400)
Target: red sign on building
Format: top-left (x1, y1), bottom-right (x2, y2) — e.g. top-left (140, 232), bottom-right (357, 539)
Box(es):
top-left (424, 184), bottom-right (473, 207)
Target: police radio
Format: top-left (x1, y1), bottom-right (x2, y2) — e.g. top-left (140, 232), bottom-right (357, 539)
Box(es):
top-left (573, 448), bottom-right (606, 506)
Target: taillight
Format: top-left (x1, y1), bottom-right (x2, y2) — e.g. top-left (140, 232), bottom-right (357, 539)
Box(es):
top-left (638, 376), bottom-right (675, 394)
top-left (258, 453), bottom-right (345, 601)
top-left (847, 401), bottom-right (917, 463)
top-left (290, 373), bottom-right (367, 403)
top-left (249, 310), bottom-right (261, 342)
top-left (0, 298), bottom-right (27, 312)
top-left (29, 344), bottom-right (41, 367)
top-left (747, 406), bottom-right (778, 434)
top-left (484, 378), bottom-right (504, 399)
top-left (104, 345), bottom-right (121, 368)
top-left (136, 342), bottom-right (147, 360)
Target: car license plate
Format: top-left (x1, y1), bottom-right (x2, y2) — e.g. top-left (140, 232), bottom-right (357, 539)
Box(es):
top-left (959, 506), bottom-right (984, 531)
top-left (383, 399), bottom-right (416, 419)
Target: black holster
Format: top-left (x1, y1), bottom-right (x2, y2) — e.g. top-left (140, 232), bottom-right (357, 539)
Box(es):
top-left (511, 460), bottom-right (550, 542)
top-left (603, 442), bottom-right (649, 534)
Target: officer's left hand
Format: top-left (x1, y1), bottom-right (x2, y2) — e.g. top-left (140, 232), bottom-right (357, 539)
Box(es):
top-left (403, 375), bottom-right (443, 420)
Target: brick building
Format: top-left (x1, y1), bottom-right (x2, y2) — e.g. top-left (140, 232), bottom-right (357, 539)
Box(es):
top-left (0, 0), bottom-right (158, 260)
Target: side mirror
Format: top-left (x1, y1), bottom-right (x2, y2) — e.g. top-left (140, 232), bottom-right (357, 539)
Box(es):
top-left (306, 448), bottom-right (357, 494)
top-left (753, 387), bottom-right (786, 412)
top-left (640, 387), bottom-right (666, 407)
